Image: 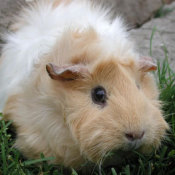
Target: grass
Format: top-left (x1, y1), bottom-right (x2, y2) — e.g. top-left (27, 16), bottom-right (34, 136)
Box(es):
top-left (0, 32), bottom-right (175, 174)
top-left (154, 5), bottom-right (174, 18)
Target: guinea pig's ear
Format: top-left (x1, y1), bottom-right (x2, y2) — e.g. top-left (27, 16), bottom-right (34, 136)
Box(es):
top-left (139, 56), bottom-right (157, 72)
top-left (46, 63), bottom-right (89, 81)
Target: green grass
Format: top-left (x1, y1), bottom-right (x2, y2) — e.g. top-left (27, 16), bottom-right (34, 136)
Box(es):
top-left (0, 32), bottom-right (175, 174)
top-left (154, 5), bottom-right (174, 18)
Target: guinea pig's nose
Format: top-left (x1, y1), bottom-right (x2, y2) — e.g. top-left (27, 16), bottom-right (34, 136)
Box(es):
top-left (125, 131), bottom-right (144, 141)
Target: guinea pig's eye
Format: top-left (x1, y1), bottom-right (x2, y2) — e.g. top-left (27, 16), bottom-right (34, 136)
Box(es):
top-left (91, 86), bottom-right (107, 106)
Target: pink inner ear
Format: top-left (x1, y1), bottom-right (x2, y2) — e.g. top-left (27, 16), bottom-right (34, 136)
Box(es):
top-left (139, 56), bottom-right (157, 72)
top-left (46, 63), bottom-right (89, 81)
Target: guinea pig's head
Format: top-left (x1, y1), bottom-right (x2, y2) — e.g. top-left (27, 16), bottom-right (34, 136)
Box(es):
top-left (46, 56), bottom-right (169, 163)
top-left (45, 29), bottom-right (169, 164)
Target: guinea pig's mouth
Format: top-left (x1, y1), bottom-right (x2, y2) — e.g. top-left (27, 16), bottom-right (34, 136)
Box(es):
top-left (122, 140), bottom-right (143, 151)
top-left (100, 141), bottom-right (145, 163)
top-left (100, 149), bottom-right (139, 168)
top-left (95, 142), bottom-right (143, 164)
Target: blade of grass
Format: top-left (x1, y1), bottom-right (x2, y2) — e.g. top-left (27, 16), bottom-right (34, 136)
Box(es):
top-left (150, 26), bottom-right (157, 56)
top-left (111, 168), bottom-right (117, 175)
top-left (23, 157), bottom-right (55, 166)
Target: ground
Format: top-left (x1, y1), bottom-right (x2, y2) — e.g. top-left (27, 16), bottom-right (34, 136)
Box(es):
top-left (131, 2), bottom-right (175, 70)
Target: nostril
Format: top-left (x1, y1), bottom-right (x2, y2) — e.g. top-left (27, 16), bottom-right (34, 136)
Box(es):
top-left (125, 131), bottom-right (144, 141)
top-left (139, 131), bottom-right (145, 139)
top-left (125, 133), bottom-right (135, 141)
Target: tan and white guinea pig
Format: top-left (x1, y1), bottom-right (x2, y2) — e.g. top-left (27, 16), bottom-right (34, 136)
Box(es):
top-left (0, 0), bottom-right (169, 168)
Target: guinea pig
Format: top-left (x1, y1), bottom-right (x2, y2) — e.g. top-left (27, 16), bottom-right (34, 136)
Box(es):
top-left (0, 0), bottom-right (169, 168)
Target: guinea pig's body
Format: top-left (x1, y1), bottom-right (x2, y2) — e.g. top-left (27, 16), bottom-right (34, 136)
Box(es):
top-left (0, 0), bottom-right (168, 167)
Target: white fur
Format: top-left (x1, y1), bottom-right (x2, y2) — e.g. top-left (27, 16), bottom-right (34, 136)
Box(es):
top-left (0, 0), bottom-right (135, 111)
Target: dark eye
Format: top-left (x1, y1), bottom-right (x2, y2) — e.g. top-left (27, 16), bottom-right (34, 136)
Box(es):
top-left (91, 86), bottom-right (107, 106)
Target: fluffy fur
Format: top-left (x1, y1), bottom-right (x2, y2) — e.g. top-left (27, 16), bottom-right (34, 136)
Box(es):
top-left (0, 0), bottom-right (168, 167)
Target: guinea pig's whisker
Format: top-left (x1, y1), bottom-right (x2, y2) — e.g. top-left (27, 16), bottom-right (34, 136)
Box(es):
top-left (164, 133), bottom-right (174, 136)
top-left (166, 123), bottom-right (174, 126)
top-left (164, 113), bottom-right (175, 117)
top-left (90, 152), bottom-right (105, 175)
top-left (98, 156), bottom-right (103, 175)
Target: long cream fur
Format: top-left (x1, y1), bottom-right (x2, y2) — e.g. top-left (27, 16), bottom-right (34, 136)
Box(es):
top-left (0, 0), bottom-right (168, 168)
